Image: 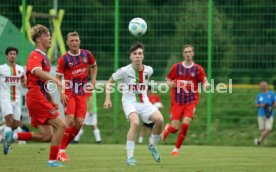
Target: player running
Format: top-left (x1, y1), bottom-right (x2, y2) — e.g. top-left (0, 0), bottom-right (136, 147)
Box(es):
top-left (104, 42), bottom-right (164, 166)
top-left (161, 45), bottom-right (209, 156)
top-left (1, 47), bottom-right (26, 154)
top-left (3, 24), bottom-right (65, 167)
top-left (56, 31), bottom-right (97, 162)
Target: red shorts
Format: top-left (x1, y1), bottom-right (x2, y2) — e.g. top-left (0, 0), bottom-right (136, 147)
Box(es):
top-left (26, 90), bottom-right (59, 128)
top-left (64, 95), bottom-right (88, 118)
top-left (170, 102), bottom-right (198, 121)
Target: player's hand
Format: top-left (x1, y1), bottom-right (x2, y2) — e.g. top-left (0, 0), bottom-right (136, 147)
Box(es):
top-left (54, 79), bottom-right (62, 88)
top-left (203, 82), bottom-right (210, 90)
top-left (51, 101), bottom-right (59, 110)
top-left (60, 93), bottom-right (69, 106)
top-left (104, 100), bottom-right (112, 109)
top-left (167, 80), bottom-right (177, 88)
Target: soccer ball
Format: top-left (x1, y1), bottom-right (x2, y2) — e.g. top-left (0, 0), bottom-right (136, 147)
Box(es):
top-left (128, 18), bottom-right (147, 37)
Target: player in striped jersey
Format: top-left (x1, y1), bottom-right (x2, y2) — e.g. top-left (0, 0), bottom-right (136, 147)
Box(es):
top-left (161, 45), bottom-right (209, 156)
top-left (56, 31), bottom-right (97, 161)
top-left (104, 42), bottom-right (164, 166)
top-left (0, 47), bottom-right (26, 154)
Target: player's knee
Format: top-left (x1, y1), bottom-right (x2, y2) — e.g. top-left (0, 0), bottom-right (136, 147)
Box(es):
top-left (41, 134), bottom-right (52, 142)
top-left (131, 121), bottom-right (140, 129)
top-left (75, 119), bottom-right (84, 128)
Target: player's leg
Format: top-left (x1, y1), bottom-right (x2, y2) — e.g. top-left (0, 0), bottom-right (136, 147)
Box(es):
top-left (73, 125), bottom-right (84, 143)
top-left (255, 117), bottom-right (265, 145)
top-left (126, 112), bottom-right (139, 165)
top-left (257, 117), bottom-right (273, 144)
top-left (59, 96), bottom-right (76, 160)
top-left (161, 104), bottom-right (181, 141)
top-left (148, 110), bottom-right (163, 162)
top-left (91, 113), bottom-right (101, 143)
top-left (138, 124), bottom-right (146, 144)
top-left (172, 116), bottom-right (193, 156)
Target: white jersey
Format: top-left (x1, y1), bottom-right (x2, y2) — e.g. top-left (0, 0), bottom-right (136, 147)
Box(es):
top-left (112, 64), bottom-right (153, 103)
top-left (0, 64), bottom-right (25, 102)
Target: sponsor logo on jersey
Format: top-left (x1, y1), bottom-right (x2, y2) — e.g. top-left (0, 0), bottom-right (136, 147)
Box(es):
top-left (72, 68), bottom-right (87, 75)
top-left (128, 83), bottom-right (146, 91)
top-left (5, 76), bottom-right (21, 83)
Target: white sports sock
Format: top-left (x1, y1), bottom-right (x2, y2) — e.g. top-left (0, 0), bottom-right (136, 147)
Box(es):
top-left (138, 136), bottom-right (143, 143)
top-left (149, 134), bottom-right (160, 145)
top-left (48, 160), bottom-right (57, 163)
top-left (13, 132), bottom-right (18, 140)
top-left (172, 147), bottom-right (179, 152)
top-left (74, 128), bottom-right (84, 142)
top-left (126, 140), bottom-right (135, 159)
top-left (93, 128), bottom-right (101, 142)
top-left (4, 126), bottom-right (12, 133)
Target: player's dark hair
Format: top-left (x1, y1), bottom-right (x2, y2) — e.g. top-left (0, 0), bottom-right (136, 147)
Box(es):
top-left (129, 42), bottom-right (144, 53)
top-left (5, 47), bottom-right (18, 55)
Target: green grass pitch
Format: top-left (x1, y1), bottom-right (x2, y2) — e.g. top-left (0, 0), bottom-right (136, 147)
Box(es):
top-left (1, 144), bottom-right (275, 172)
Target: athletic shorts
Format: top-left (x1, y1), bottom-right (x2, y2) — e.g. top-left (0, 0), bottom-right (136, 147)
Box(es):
top-left (143, 122), bottom-right (154, 128)
top-left (26, 90), bottom-right (59, 128)
top-left (170, 102), bottom-right (198, 121)
top-left (258, 116), bottom-right (274, 130)
top-left (1, 100), bottom-right (21, 121)
top-left (83, 112), bottom-right (97, 125)
top-left (64, 95), bottom-right (88, 118)
top-left (122, 101), bottom-right (158, 124)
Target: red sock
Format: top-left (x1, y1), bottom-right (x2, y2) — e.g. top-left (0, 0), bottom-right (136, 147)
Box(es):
top-left (167, 125), bottom-right (178, 134)
top-left (49, 145), bottom-right (59, 161)
top-left (67, 126), bottom-right (79, 145)
top-left (59, 128), bottom-right (71, 149)
top-left (175, 123), bottom-right (189, 149)
top-left (18, 132), bottom-right (32, 140)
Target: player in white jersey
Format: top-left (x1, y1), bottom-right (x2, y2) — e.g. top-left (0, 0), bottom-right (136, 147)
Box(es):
top-left (104, 42), bottom-right (164, 166)
top-left (0, 47), bottom-right (26, 154)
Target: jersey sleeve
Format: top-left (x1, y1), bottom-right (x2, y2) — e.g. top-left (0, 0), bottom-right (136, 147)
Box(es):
top-left (27, 54), bottom-right (43, 74)
top-left (166, 64), bottom-right (177, 80)
top-left (56, 57), bottom-right (65, 75)
top-left (197, 66), bottom-right (207, 83)
top-left (87, 50), bottom-right (96, 66)
top-left (112, 67), bottom-right (125, 81)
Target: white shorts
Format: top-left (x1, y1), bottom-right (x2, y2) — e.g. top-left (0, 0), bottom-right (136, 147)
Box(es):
top-left (122, 101), bottom-right (158, 124)
top-left (1, 100), bottom-right (21, 121)
top-left (258, 116), bottom-right (274, 130)
top-left (83, 112), bottom-right (97, 126)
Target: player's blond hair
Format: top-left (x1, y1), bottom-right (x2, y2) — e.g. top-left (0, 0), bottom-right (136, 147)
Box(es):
top-left (67, 31), bottom-right (79, 39)
top-left (31, 24), bottom-right (49, 42)
top-left (183, 44), bottom-right (194, 51)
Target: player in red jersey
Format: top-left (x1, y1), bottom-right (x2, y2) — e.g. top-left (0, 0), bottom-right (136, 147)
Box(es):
top-left (161, 45), bottom-right (209, 156)
top-left (5, 24), bottom-right (65, 167)
top-left (56, 31), bottom-right (97, 162)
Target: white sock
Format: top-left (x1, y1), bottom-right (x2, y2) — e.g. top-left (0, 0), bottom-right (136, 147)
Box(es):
top-left (149, 134), bottom-right (160, 145)
top-left (138, 136), bottom-right (143, 143)
top-left (59, 149), bottom-right (65, 153)
top-left (93, 128), bottom-right (101, 142)
top-left (48, 160), bottom-right (57, 163)
top-left (4, 126), bottom-right (12, 133)
top-left (172, 147), bottom-right (179, 152)
top-left (74, 128), bottom-right (84, 142)
top-left (13, 132), bottom-right (18, 140)
top-left (126, 140), bottom-right (135, 159)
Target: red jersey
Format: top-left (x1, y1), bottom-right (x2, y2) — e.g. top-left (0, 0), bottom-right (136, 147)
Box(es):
top-left (56, 49), bottom-right (96, 96)
top-left (166, 62), bottom-right (206, 105)
top-left (26, 49), bottom-right (51, 96)
top-left (148, 94), bottom-right (161, 104)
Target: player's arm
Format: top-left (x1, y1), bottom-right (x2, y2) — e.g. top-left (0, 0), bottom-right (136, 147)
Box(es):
top-left (104, 76), bottom-right (115, 109)
top-left (166, 78), bottom-right (176, 88)
top-left (90, 64), bottom-right (97, 89)
top-left (255, 95), bottom-right (265, 108)
top-left (55, 74), bottom-right (69, 106)
top-left (33, 68), bottom-right (61, 87)
top-left (20, 75), bottom-right (27, 88)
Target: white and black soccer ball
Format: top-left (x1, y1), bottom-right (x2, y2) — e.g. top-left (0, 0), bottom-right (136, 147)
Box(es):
top-left (128, 18), bottom-right (147, 37)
